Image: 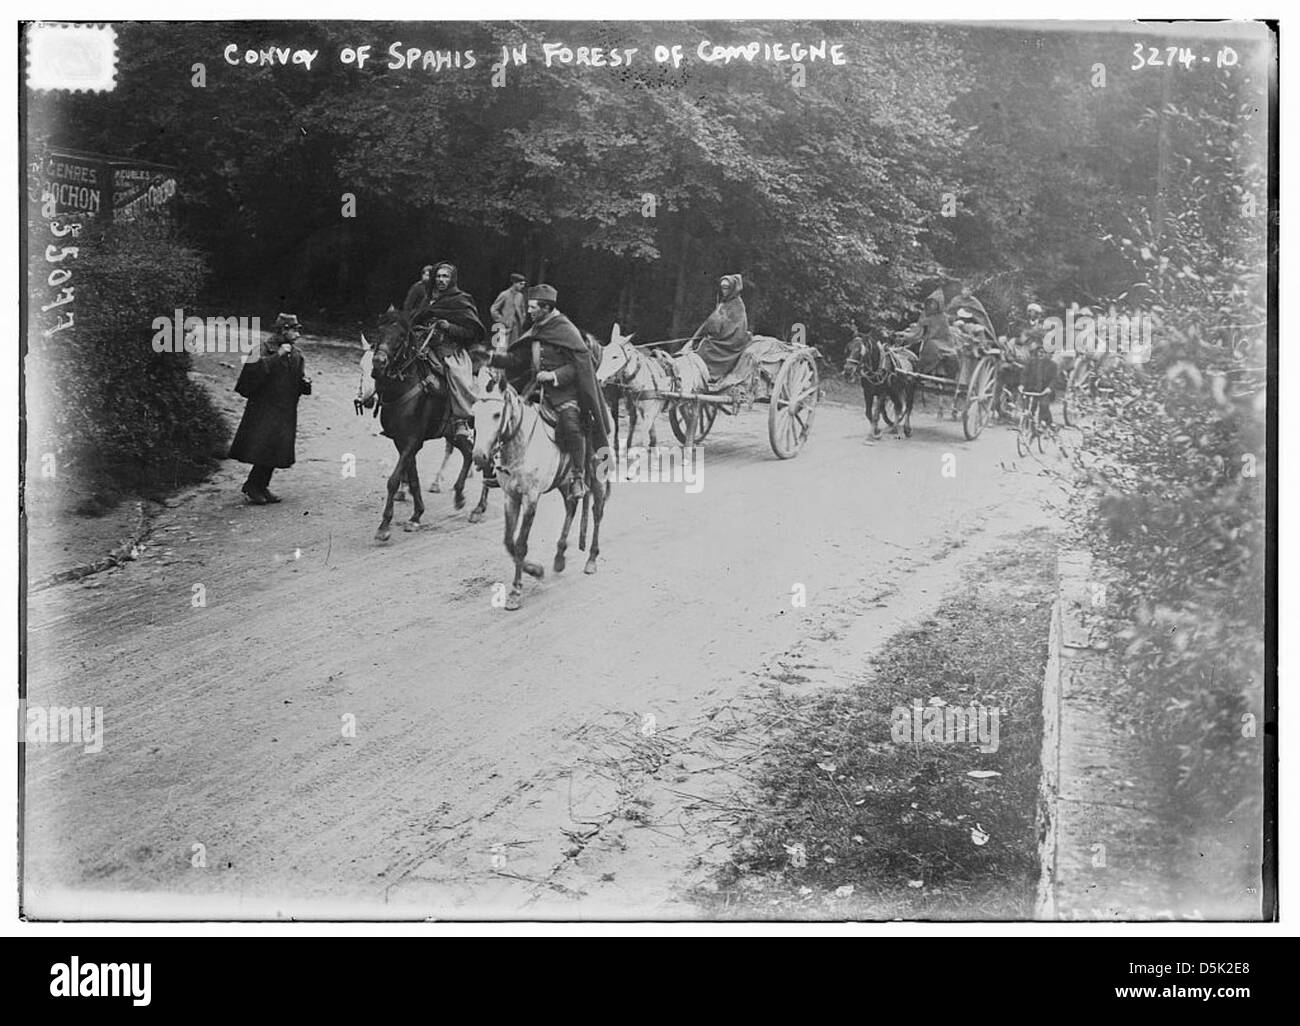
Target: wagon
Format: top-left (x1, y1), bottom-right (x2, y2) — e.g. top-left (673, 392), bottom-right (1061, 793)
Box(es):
top-left (616, 333), bottom-right (823, 459)
top-left (891, 295), bottom-right (1005, 441)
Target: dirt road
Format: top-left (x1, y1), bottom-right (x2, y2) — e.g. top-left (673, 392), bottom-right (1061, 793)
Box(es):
top-left (23, 338), bottom-right (1059, 919)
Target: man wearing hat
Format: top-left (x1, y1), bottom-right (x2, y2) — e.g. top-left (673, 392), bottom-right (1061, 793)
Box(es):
top-left (490, 273), bottom-right (528, 352)
top-left (489, 284), bottom-right (612, 497)
top-left (230, 313), bottom-right (312, 504)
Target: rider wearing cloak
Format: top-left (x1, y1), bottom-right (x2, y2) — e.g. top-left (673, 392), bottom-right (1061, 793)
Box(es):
top-left (687, 274), bottom-right (752, 382)
top-left (490, 284), bottom-right (612, 496)
top-left (901, 287), bottom-right (955, 374)
top-left (409, 261), bottom-right (487, 425)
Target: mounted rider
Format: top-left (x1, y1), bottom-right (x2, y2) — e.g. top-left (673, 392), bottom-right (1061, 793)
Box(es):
top-left (489, 284), bottom-right (612, 497)
top-left (403, 264), bottom-right (434, 317)
top-left (408, 261), bottom-right (487, 437)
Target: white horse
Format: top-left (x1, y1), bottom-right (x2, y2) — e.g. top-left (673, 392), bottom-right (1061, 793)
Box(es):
top-left (596, 322), bottom-right (708, 448)
top-left (471, 381), bottom-right (608, 611)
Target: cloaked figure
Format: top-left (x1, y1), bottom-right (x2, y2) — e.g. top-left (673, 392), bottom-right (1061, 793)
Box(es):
top-left (685, 274), bottom-right (752, 383)
top-left (230, 313), bottom-right (312, 504)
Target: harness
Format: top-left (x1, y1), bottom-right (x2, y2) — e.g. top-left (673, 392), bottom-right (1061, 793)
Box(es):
top-left (479, 386), bottom-right (566, 490)
top-left (608, 342), bottom-right (671, 401)
top-left (372, 321), bottom-right (445, 411)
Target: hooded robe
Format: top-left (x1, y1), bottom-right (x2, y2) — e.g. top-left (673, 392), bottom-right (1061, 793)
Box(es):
top-left (409, 263), bottom-right (487, 417)
top-left (693, 274), bottom-right (752, 382)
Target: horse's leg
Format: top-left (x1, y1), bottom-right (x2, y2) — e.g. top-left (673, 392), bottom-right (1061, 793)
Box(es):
top-left (429, 437), bottom-right (453, 493)
top-left (450, 434), bottom-right (473, 511)
top-left (502, 491), bottom-right (524, 611)
top-left (517, 497), bottom-right (545, 581)
top-left (903, 382), bottom-right (915, 438)
top-left (378, 437), bottom-right (414, 542)
top-left (584, 479), bottom-right (606, 575)
top-left (502, 489), bottom-right (519, 561)
top-left (554, 488), bottom-right (579, 573)
top-left (468, 477), bottom-right (490, 524)
top-left (402, 441), bottom-right (426, 531)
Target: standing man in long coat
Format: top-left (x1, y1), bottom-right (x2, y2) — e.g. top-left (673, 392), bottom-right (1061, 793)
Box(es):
top-left (489, 284), bottom-right (611, 497)
top-left (489, 273), bottom-right (528, 353)
top-left (230, 313), bottom-right (312, 504)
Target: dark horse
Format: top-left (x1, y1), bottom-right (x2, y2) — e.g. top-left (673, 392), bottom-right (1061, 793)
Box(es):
top-left (370, 306), bottom-right (487, 542)
top-left (843, 335), bottom-right (917, 440)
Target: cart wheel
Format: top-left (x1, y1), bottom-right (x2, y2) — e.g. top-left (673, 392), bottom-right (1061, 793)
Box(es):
top-left (768, 350), bottom-right (819, 459)
top-left (962, 358), bottom-right (997, 440)
top-left (669, 400), bottom-right (718, 445)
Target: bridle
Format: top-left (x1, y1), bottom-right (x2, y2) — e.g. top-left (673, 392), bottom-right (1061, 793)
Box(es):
top-left (605, 339), bottom-right (670, 400)
top-left (477, 383), bottom-right (537, 460)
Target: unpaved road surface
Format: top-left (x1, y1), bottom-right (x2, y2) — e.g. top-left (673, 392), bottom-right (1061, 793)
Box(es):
top-left (23, 339), bottom-right (1059, 919)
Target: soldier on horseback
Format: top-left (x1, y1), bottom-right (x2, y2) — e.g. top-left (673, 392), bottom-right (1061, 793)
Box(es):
top-left (408, 261), bottom-right (487, 439)
top-left (488, 284), bottom-right (612, 497)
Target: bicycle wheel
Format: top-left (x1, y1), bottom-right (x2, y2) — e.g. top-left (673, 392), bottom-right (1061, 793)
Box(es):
top-left (1015, 407), bottom-right (1030, 457)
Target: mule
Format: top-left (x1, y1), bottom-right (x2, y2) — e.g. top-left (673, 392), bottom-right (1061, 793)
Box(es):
top-left (370, 307), bottom-right (486, 541)
top-left (471, 381), bottom-right (608, 611)
top-left (844, 336), bottom-right (916, 440)
top-left (596, 323), bottom-right (707, 448)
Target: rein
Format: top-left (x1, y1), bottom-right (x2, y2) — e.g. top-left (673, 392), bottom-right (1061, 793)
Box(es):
top-left (373, 321), bottom-right (431, 408)
top-left (607, 342), bottom-right (671, 400)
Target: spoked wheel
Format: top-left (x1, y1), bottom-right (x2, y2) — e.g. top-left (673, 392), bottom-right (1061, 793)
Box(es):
top-left (1015, 411), bottom-right (1031, 458)
top-left (669, 400), bottom-right (718, 445)
top-left (962, 356), bottom-right (998, 440)
top-left (768, 350), bottom-right (819, 459)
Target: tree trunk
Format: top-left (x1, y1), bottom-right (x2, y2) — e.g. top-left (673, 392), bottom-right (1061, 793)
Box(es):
top-left (670, 225), bottom-right (692, 337)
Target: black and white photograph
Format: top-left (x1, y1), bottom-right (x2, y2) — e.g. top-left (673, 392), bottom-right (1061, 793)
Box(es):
top-left (19, 14), bottom-right (1276, 922)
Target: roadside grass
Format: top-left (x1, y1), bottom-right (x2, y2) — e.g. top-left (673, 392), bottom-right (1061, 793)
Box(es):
top-left (700, 528), bottom-right (1058, 920)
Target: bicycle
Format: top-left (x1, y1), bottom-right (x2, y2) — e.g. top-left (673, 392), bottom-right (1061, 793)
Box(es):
top-left (1014, 387), bottom-right (1057, 456)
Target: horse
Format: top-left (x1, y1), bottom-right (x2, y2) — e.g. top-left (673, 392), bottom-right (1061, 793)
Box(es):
top-left (427, 363), bottom-right (497, 509)
top-left (471, 380), bottom-right (608, 611)
top-left (369, 307), bottom-right (487, 541)
top-left (596, 322), bottom-right (708, 448)
top-left (843, 335), bottom-right (916, 440)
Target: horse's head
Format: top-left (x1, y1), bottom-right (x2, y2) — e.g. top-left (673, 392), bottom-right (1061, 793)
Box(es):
top-left (597, 322), bottom-right (636, 384)
top-left (356, 332), bottom-right (377, 410)
top-left (372, 305), bottom-right (411, 379)
top-left (471, 376), bottom-right (513, 470)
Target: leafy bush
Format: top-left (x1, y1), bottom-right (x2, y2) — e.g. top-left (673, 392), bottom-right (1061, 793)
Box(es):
top-left (27, 215), bottom-right (228, 498)
top-left (1066, 81), bottom-right (1267, 835)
